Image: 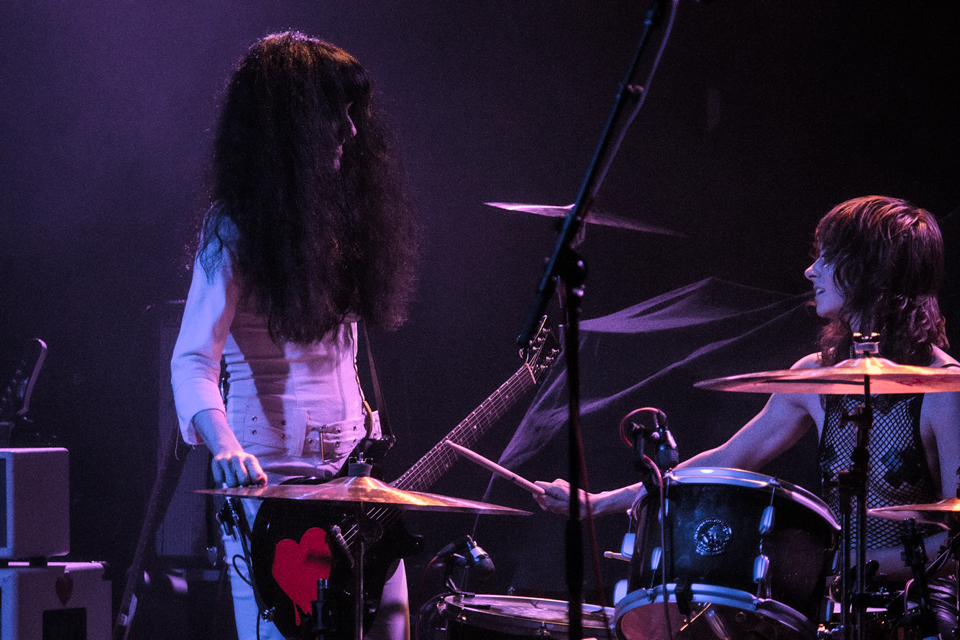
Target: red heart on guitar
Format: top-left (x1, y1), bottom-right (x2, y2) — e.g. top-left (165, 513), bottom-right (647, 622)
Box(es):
top-left (272, 527), bottom-right (333, 626)
top-left (55, 573), bottom-right (74, 606)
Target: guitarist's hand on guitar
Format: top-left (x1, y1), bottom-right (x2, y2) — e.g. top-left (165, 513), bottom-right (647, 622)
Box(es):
top-left (193, 408), bottom-right (267, 487)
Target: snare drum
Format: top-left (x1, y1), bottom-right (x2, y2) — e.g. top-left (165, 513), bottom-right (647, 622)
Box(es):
top-left (615, 468), bottom-right (839, 640)
top-left (438, 594), bottom-right (613, 640)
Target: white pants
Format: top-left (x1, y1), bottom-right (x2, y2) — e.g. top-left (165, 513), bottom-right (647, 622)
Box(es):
top-left (223, 498), bottom-right (410, 640)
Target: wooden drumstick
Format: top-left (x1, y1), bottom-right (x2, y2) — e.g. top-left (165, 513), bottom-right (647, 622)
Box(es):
top-left (444, 440), bottom-right (546, 496)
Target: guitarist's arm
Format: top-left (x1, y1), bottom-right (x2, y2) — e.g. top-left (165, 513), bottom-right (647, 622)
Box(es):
top-left (192, 409), bottom-right (266, 487)
top-left (172, 235), bottom-right (265, 488)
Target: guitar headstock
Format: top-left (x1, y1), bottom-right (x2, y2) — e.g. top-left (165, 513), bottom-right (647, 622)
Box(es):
top-left (0, 338), bottom-right (47, 427)
top-left (522, 316), bottom-right (561, 383)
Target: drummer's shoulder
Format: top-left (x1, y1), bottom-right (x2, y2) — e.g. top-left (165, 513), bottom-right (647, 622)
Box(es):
top-left (789, 352), bottom-right (823, 370)
top-left (922, 346), bottom-right (960, 420)
top-left (931, 345), bottom-right (959, 368)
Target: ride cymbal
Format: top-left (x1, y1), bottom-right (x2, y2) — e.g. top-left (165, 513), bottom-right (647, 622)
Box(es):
top-left (695, 357), bottom-right (960, 395)
top-left (484, 202), bottom-right (684, 237)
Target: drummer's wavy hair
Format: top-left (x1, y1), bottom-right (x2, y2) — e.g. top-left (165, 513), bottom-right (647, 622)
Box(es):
top-left (815, 195), bottom-right (947, 366)
top-left (199, 32), bottom-right (419, 344)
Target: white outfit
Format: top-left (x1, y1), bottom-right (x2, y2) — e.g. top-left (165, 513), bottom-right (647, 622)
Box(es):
top-left (171, 227), bottom-right (409, 639)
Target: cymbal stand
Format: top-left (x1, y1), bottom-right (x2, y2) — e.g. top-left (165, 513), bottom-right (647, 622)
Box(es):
top-left (837, 336), bottom-right (880, 640)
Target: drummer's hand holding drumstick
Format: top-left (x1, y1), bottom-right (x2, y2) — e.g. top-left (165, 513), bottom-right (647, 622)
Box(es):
top-left (534, 478), bottom-right (645, 520)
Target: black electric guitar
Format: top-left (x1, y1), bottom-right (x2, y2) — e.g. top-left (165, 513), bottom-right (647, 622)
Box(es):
top-left (250, 319), bottom-right (560, 638)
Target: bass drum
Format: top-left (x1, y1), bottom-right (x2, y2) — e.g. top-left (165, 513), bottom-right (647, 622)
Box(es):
top-left (438, 594), bottom-right (613, 640)
top-left (614, 468), bottom-right (839, 640)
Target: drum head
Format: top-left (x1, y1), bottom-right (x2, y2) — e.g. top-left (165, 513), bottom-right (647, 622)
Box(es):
top-left (439, 594), bottom-right (613, 639)
top-left (615, 584), bottom-right (816, 640)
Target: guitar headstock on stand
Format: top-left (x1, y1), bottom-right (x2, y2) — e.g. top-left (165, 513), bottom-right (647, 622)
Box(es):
top-left (0, 338), bottom-right (47, 447)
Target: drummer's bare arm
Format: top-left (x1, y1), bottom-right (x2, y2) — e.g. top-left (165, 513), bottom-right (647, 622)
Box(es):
top-left (679, 354), bottom-right (824, 472)
top-left (535, 355), bottom-right (823, 518)
top-left (536, 390), bottom-right (816, 518)
top-left (193, 408), bottom-right (267, 488)
top-left (535, 479), bottom-right (646, 518)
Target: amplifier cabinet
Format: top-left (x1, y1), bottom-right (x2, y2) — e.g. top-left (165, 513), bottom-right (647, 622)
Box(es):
top-left (0, 561), bottom-right (111, 640)
top-left (0, 448), bottom-right (69, 560)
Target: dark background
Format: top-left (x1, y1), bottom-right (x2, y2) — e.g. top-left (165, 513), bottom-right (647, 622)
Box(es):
top-left (1, 1), bottom-right (959, 636)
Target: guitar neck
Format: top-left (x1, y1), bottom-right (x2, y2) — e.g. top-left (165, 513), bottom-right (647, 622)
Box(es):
top-left (392, 363), bottom-right (537, 493)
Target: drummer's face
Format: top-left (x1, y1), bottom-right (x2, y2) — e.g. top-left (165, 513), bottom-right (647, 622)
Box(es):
top-left (805, 254), bottom-right (844, 320)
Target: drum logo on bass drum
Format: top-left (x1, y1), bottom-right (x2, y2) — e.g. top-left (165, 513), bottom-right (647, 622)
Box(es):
top-left (694, 518), bottom-right (732, 556)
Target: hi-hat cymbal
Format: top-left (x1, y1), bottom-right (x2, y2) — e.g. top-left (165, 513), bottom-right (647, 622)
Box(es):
top-left (695, 356), bottom-right (960, 395)
top-left (196, 475), bottom-right (532, 515)
top-left (484, 202), bottom-right (685, 237)
top-left (867, 498), bottom-right (960, 527)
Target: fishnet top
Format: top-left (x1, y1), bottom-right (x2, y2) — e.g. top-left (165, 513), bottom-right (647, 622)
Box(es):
top-left (819, 393), bottom-right (939, 550)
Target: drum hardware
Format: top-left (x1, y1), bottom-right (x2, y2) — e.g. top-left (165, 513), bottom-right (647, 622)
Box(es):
top-left (896, 519), bottom-right (940, 639)
top-left (868, 483), bottom-right (960, 639)
top-left (620, 407), bottom-right (678, 639)
top-left (694, 333), bottom-right (960, 640)
top-left (615, 467), bottom-right (840, 640)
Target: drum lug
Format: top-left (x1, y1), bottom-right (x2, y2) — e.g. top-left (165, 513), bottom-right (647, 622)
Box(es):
top-left (650, 546), bottom-right (662, 571)
top-left (613, 579), bottom-right (629, 605)
top-left (754, 554), bottom-right (770, 584)
top-left (759, 505), bottom-right (775, 535)
top-left (620, 532), bottom-right (635, 559)
top-left (704, 607), bottom-right (733, 640)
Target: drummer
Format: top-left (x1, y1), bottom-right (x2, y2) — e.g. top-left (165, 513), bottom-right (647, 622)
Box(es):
top-left (536, 195), bottom-right (960, 587)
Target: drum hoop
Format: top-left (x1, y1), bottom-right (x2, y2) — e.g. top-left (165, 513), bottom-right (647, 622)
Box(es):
top-left (614, 582), bottom-right (816, 636)
top-left (663, 467), bottom-right (839, 530)
top-left (440, 594), bottom-right (613, 633)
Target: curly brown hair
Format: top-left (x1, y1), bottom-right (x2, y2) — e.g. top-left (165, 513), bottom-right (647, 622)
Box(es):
top-left (199, 32), bottom-right (419, 344)
top-left (815, 196), bottom-right (947, 366)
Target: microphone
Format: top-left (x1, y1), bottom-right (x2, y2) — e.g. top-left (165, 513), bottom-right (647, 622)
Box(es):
top-left (434, 535), bottom-right (495, 580)
top-left (652, 411), bottom-right (679, 472)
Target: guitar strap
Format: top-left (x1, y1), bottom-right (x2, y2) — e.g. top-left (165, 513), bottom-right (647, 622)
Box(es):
top-left (360, 321), bottom-right (395, 447)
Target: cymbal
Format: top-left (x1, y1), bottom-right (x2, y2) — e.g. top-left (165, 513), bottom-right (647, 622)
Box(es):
top-left (196, 476), bottom-right (532, 515)
top-left (695, 356), bottom-right (960, 395)
top-left (867, 498), bottom-right (960, 527)
top-left (484, 202), bottom-right (685, 237)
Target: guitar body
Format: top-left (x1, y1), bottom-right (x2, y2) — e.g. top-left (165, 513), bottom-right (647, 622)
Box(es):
top-left (246, 318), bottom-right (558, 639)
top-left (251, 498), bottom-right (422, 639)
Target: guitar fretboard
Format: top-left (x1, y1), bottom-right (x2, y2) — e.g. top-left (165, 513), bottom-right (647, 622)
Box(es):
top-left (393, 363), bottom-right (537, 492)
top-left (346, 362), bottom-right (541, 542)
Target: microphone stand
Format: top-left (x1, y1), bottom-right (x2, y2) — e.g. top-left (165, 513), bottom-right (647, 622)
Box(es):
top-left (515, 6), bottom-right (679, 636)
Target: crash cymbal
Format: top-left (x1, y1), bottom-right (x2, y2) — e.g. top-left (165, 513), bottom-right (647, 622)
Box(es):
top-left (484, 202), bottom-right (685, 237)
top-left (197, 475), bottom-right (532, 514)
top-left (867, 498), bottom-right (960, 527)
top-left (695, 356), bottom-right (960, 395)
